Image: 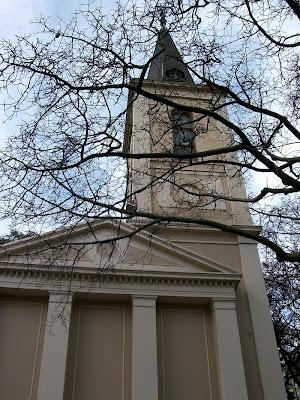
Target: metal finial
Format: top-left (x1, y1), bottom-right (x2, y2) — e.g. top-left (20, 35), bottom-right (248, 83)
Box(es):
top-left (159, 7), bottom-right (167, 28)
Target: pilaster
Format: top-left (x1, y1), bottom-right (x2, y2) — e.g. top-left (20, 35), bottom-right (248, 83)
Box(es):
top-left (239, 239), bottom-right (286, 400)
top-left (211, 299), bottom-right (249, 400)
top-left (37, 291), bottom-right (73, 400)
top-left (131, 296), bottom-right (158, 400)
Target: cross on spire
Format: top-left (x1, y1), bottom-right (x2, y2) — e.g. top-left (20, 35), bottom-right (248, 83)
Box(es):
top-left (159, 7), bottom-right (167, 28)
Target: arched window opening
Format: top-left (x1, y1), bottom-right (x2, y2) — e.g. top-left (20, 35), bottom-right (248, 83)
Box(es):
top-left (171, 110), bottom-right (195, 154)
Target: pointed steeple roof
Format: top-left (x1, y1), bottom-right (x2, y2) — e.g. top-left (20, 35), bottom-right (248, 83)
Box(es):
top-left (147, 28), bottom-right (194, 84)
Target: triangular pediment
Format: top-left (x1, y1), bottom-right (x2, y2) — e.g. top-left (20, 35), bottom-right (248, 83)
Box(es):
top-left (0, 220), bottom-right (239, 276)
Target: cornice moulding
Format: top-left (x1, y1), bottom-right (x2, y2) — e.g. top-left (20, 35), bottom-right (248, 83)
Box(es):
top-left (0, 265), bottom-right (241, 289)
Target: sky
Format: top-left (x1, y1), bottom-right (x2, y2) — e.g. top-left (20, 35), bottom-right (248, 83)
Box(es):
top-left (1, 0), bottom-right (77, 36)
top-left (0, 0), bottom-right (86, 134)
top-left (0, 0), bottom-right (120, 38)
top-left (0, 0), bottom-right (131, 235)
top-left (0, 0), bottom-right (95, 235)
top-left (0, 1), bottom-right (298, 234)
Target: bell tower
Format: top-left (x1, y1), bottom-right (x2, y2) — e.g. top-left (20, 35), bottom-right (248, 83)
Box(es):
top-left (123, 26), bottom-right (287, 400)
top-left (124, 27), bottom-right (252, 226)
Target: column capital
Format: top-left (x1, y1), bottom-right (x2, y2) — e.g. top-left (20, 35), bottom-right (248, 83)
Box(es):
top-left (131, 295), bottom-right (157, 308)
top-left (48, 291), bottom-right (74, 301)
top-left (210, 298), bottom-right (237, 311)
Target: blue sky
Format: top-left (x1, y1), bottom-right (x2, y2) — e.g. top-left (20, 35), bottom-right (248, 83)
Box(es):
top-left (1, 0), bottom-right (77, 36)
top-left (0, 0), bottom-right (95, 235)
top-left (0, 0), bottom-right (91, 136)
top-left (0, 0), bottom-right (117, 36)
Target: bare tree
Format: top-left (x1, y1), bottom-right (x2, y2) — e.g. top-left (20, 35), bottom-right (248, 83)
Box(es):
top-left (261, 197), bottom-right (300, 397)
top-left (264, 256), bottom-right (300, 398)
top-left (0, 0), bottom-right (299, 263)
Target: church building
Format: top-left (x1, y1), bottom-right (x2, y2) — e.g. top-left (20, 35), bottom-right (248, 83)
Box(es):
top-left (0, 27), bottom-right (286, 400)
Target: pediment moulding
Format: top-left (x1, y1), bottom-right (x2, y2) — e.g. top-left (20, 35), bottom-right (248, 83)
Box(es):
top-left (0, 220), bottom-right (241, 275)
top-left (0, 220), bottom-right (261, 257)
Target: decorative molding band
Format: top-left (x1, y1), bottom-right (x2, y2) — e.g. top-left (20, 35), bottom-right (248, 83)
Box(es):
top-left (173, 240), bottom-right (238, 245)
top-left (0, 265), bottom-right (241, 289)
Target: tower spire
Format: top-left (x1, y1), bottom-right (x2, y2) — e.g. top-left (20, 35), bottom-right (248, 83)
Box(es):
top-left (147, 23), bottom-right (194, 83)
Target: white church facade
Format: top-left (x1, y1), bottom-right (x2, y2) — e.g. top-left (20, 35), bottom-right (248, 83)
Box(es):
top-left (0, 28), bottom-right (286, 400)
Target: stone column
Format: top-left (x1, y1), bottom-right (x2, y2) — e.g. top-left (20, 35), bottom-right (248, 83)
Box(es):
top-left (211, 299), bottom-right (249, 400)
top-left (131, 296), bottom-right (158, 400)
top-left (37, 291), bottom-right (73, 400)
